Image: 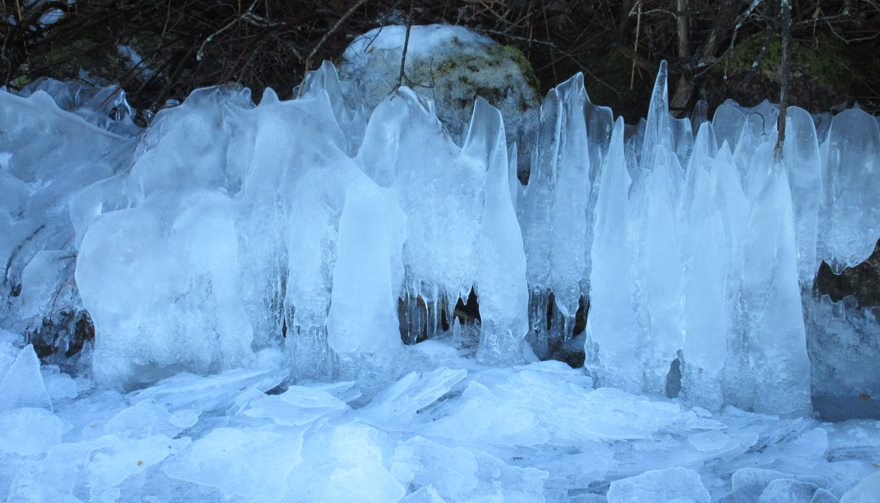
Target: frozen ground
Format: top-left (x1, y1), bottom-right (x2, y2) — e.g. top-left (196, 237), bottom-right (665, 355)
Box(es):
top-left (2, 330), bottom-right (879, 503)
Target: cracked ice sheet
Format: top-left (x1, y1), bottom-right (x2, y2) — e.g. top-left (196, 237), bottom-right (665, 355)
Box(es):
top-left (1, 339), bottom-right (880, 502)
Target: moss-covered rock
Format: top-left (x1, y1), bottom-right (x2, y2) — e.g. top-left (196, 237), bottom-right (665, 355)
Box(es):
top-left (705, 32), bottom-right (880, 113)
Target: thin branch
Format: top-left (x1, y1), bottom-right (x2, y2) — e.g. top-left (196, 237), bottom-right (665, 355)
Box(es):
top-left (197, 0), bottom-right (260, 61)
top-left (303, 0), bottom-right (369, 71)
top-left (775, 0), bottom-right (791, 160)
top-left (723, 0), bottom-right (765, 80)
top-left (397, 0), bottom-right (415, 88)
top-left (631, 1), bottom-right (641, 89)
top-left (479, 28), bottom-right (622, 98)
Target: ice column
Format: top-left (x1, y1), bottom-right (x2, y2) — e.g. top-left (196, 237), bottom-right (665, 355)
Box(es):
top-left (679, 127), bottom-right (728, 408)
top-left (356, 88), bottom-right (481, 343)
top-left (739, 164), bottom-right (812, 416)
top-left (549, 75), bottom-right (590, 336)
top-left (632, 145), bottom-right (684, 394)
top-left (783, 106), bottom-right (822, 285)
top-left (586, 118), bottom-right (642, 393)
top-left (519, 73), bottom-right (595, 350)
top-left (819, 108), bottom-right (880, 272)
top-left (465, 98), bottom-right (529, 364)
top-left (327, 182), bottom-right (406, 359)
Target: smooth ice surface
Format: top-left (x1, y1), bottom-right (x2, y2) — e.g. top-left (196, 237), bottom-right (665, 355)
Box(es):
top-left (327, 182), bottom-right (405, 358)
top-left (607, 467), bottom-right (710, 503)
top-left (840, 472), bottom-right (880, 503)
top-left (820, 109), bottom-right (880, 272)
top-left (0, 344), bottom-right (52, 412)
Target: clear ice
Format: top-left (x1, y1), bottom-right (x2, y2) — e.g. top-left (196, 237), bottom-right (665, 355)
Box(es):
top-left (1, 24), bottom-right (880, 501)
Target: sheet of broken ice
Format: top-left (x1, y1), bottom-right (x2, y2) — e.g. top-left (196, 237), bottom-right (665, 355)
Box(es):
top-left (2, 339), bottom-right (880, 503)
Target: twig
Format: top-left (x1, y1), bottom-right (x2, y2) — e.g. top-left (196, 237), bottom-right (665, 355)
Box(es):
top-left (541, 0), bottom-right (557, 83)
top-left (197, 8), bottom-right (248, 61)
top-left (723, 0), bottom-right (764, 80)
top-left (303, 0), bottom-right (369, 71)
top-left (479, 28), bottom-right (622, 98)
top-left (631, 1), bottom-right (641, 89)
top-left (774, 0), bottom-right (791, 161)
top-left (397, 0), bottom-right (415, 88)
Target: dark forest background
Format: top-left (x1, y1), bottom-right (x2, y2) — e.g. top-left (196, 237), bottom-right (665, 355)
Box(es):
top-left (2, 0), bottom-right (879, 123)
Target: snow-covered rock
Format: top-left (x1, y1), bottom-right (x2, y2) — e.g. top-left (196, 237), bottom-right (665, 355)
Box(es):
top-left (339, 24), bottom-right (540, 172)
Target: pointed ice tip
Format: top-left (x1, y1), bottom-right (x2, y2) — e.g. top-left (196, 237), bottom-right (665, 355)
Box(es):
top-left (0, 344), bottom-right (53, 412)
top-left (653, 60), bottom-right (669, 102)
top-left (390, 86), bottom-right (435, 116)
top-left (261, 87), bottom-right (280, 105)
top-left (462, 97), bottom-right (504, 164)
top-left (318, 60), bottom-right (338, 74)
top-left (557, 72), bottom-right (585, 94)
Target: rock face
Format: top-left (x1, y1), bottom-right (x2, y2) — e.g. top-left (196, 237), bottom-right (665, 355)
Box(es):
top-left (338, 24), bottom-right (540, 177)
top-left (815, 240), bottom-right (880, 308)
top-left (810, 240), bottom-right (880, 421)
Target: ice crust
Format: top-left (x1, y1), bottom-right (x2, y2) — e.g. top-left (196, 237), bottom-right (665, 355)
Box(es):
top-left (1, 24), bottom-right (880, 501)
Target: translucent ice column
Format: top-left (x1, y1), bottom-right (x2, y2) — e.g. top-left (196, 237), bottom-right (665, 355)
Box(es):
top-left (819, 108), bottom-right (880, 272)
top-left (464, 98), bottom-right (529, 364)
top-left (739, 164), bottom-right (812, 416)
top-left (585, 118), bottom-right (642, 393)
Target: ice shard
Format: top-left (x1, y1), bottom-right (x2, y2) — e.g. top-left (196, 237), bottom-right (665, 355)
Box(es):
top-left (586, 118), bottom-right (642, 393)
top-left (465, 98), bottom-right (529, 364)
top-left (548, 75), bottom-right (590, 333)
top-left (0, 344), bottom-right (53, 412)
top-left (641, 61), bottom-right (672, 166)
top-left (783, 106), bottom-right (823, 285)
top-left (680, 147), bottom-right (728, 408)
top-left (296, 61), bottom-right (368, 156)
top-left (739, 163), bottom-right (812, 416)
top-left (520, 86), bottom-right (559, 308)
top-left (632, 145), bottom-right (684, 395)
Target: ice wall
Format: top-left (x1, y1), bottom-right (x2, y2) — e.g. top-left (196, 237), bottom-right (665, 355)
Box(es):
top-left (2, 60), bottom-right (880, 415)
top-left (0, 83), bottom-right (137, 358)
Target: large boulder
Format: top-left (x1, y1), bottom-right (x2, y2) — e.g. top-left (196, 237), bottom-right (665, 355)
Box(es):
top-left (338, 24), bottom-right (540, 176)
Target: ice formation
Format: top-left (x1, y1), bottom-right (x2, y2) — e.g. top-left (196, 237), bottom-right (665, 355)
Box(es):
top-left (1, 23), bottom-right (880, 502)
